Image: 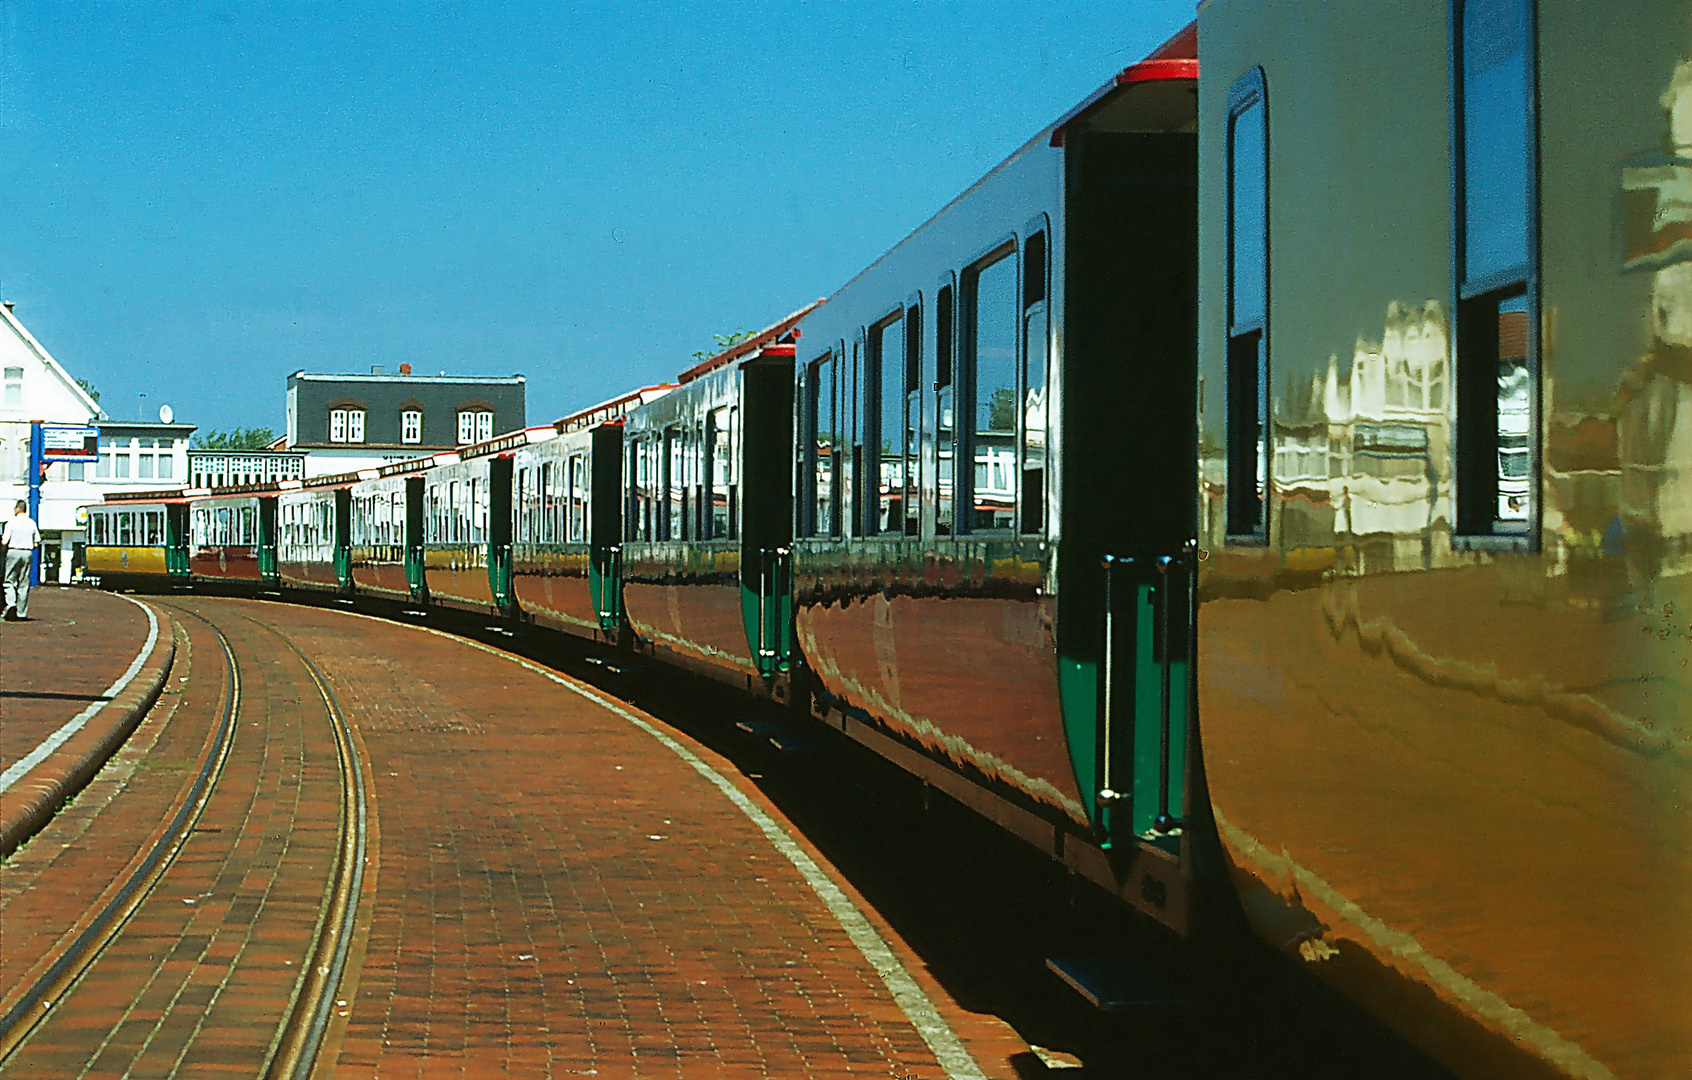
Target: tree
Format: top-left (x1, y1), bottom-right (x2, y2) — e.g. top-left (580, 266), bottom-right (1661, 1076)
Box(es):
top-left (987, 387), bottom-right (1018, 433)
top-left (75, 378), bottom-right (100, 404)
top-left (192, 427), bottom-right (278, 451)
top-left (690, 328), bottom-right (754, 364)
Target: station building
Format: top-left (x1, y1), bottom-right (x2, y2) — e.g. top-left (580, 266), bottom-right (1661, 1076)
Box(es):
top-left (284, 366), bottom-right (525, 476)
top-left (0, 303), bottom-right (198, 582)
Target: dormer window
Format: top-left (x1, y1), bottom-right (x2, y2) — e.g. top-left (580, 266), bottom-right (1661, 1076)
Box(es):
top-left (457, 409), bottom-right (493, 445)
top-left (330, 407), bottom-right (366, 444)
top-left (402, 409), bottom-right (422, 444)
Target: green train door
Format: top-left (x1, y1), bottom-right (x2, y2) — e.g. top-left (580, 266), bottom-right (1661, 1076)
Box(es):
top-left (257, 497), bottom-right (279, 584)
top-left (333, 488), bottom-right (353, 594)
top-left (739, 344), bottom-right (795, 678)
top-left (165, 504), bottom-right (191, 578)
top-left (1054, 122), bottom-right (1198, 853)
top-left (588, 424), bottom-right (625, 639)
top-left (487, 455), bottom-right (515, 613)
top-left (404, 477), bottom-right (428, 603)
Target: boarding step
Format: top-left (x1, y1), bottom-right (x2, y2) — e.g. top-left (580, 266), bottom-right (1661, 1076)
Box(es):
top-left (734, 719), bottom-right (819, 754)
top-left (1045, 955), bottom-right (1196, 1012)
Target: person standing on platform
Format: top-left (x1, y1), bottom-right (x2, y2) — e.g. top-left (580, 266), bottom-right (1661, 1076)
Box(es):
top-left (3, 500), bottom-right (41, 621)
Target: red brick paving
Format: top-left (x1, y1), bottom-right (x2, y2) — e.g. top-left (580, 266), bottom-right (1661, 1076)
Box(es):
top-left (4, 594), bottom-right (1041, 1078)
top-left (0, 587), bottom-right (152, 770)
top-left (234, 598), bottom-right (1031, 1079)
top-left (0, 601), bottom-right (345, 1077)
top-left (0, 613), bottom-right (205, 1015)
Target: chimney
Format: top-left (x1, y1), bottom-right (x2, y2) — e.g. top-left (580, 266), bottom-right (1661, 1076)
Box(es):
top-left (371, 365), bottom-right (386, 375)
top-left (399, 363), bottom-right (412, 375)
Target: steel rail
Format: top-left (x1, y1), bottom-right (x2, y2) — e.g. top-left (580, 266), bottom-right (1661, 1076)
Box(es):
top-left (237, 613), bottom-right (370, 1080)
top-left (0, 608), bottom-right (240, 1063)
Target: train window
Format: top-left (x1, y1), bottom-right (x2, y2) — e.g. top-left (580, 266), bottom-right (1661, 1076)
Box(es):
top-left (708, 406), bottom-right (734, 540)
top-left (1226, 70), bottom-right (1269, 539)
top-left (664, 426), bottom-right (684, 542)
top-left (809, 353), bottom-right (837, 538)
top-left (569, 455), bottom-right (587, 543)
top-left (967, 247), bottom-right (1018, 532)
top-left (871, 313), bottom-right (905, 535)
top-left (1022, 259), bottom-right (1048, 533)
top-left (1454, 0), bottom-right (1537, 541)
top-left (904, 301), bottom-right (922, 537)
top-left (845, 339), bottom-right (862, 537)
top-left (935, 285), bottom-right (955, 537)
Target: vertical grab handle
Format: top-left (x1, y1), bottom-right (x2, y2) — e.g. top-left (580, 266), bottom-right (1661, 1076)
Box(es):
top-left (1096, 554), bottom-right (1129, 819)
top-left (757, 547), bottom-right (769, 659)
top-left (754, 547), bottom-right (790, 667)
top-left (1153, 555), bottom-right (1176, 834)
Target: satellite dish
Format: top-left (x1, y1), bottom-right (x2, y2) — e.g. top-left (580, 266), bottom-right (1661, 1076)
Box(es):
top-left (158, 404), bottom-right (174, 424)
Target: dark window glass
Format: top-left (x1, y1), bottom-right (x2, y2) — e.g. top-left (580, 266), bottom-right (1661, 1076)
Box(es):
top-left (1023, 231), bottom-right (1046, 308)
top-left (873, 315), bottom-right (905, 534)
top-left (812, 355), bottom-right (836, 537)
top-left (709, 407), bottom-right (733, 540)
top-left (904, 303), bottom-right (922, 537)
top-left (1229, 98), bottom-right (1267, 331)
top-left (1454, 0), bottom-right (1536, 538)
top-left (969, 251), bottom-right (1018, 531)
top-left (664, 427), bottom-right (682, 541)
top-left (1456, 287), bottom-right (1532, 533)
top-left (1226, 330), bottom-right (1267, 535)
top-left (935, 287), bottom-right (955, 537)
top-left (1022, 301), bottom-right (1048, 535)
top-left (1460, 0), bottom-right (1531, 287)
top-left (1227, 74), bottom-right (1269, 538)
top-left (846, 341), bottom-right (861, 537)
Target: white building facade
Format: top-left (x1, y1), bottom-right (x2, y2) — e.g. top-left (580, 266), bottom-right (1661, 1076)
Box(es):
top-left (0, 304), bottom-right (196, 582)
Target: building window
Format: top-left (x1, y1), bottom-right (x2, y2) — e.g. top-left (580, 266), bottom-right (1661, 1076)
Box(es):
top-left (402, 410), bottom-right (422, 444)
top-left (3, 367), bottom-right (21, 407)
top-left (329, 407), bottom-right (366, 444)
top-left (1454, 0), bottom-right (1537, 539)
top-left (457, 410), bottom-right (494, 445)
top-left (1226, 68), bottom-right (1269, 539)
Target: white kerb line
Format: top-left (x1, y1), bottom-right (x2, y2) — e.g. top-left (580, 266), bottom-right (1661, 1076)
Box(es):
top-left (371, 616), bottom-right (989, 1080)
top-left (0, 596), bottom-right (161, 795)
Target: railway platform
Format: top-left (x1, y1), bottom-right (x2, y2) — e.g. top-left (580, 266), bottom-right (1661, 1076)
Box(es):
top-left (0, 596), bottom-right (1035, 1078)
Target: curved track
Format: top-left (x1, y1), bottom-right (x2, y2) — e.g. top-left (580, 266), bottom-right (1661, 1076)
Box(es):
top-left (0, 602), bottom-right (370, 1079)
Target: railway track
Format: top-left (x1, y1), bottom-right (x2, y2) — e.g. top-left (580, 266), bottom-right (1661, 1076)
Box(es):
top-left (0, 602), bottom-right (370, 1079)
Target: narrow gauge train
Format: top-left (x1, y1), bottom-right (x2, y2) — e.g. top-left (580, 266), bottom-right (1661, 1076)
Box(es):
top-left (87, 6), bottom-right (1692, 1075)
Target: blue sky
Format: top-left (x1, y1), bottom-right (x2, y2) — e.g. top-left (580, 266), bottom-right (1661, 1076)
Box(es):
top-left (0, 2), bottom-right (1191, 435)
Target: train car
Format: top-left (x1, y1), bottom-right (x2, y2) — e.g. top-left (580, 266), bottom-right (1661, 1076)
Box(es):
top-left (511, 386), bottom-right (673, 641)
top-left (278, 475), bottom-right (353, 595)
top-left (1194, 1), bottom-right (1691, 1076)
top-left (787, 37), bottom-right (1201, 927)
top-left (82, 493), bottom-right (189, 589)
top-left (187, 493), bottom-right (272, 586)
top-left (419, 427), bottom-right (555, 616)
top-left (349, 461), bottom-right (430, 604)
top-left (620, 305), bottom-right (819, 696)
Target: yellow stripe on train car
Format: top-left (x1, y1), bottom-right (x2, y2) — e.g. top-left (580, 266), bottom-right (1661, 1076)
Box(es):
top-left (85, 546), bottom-right (170, 576)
